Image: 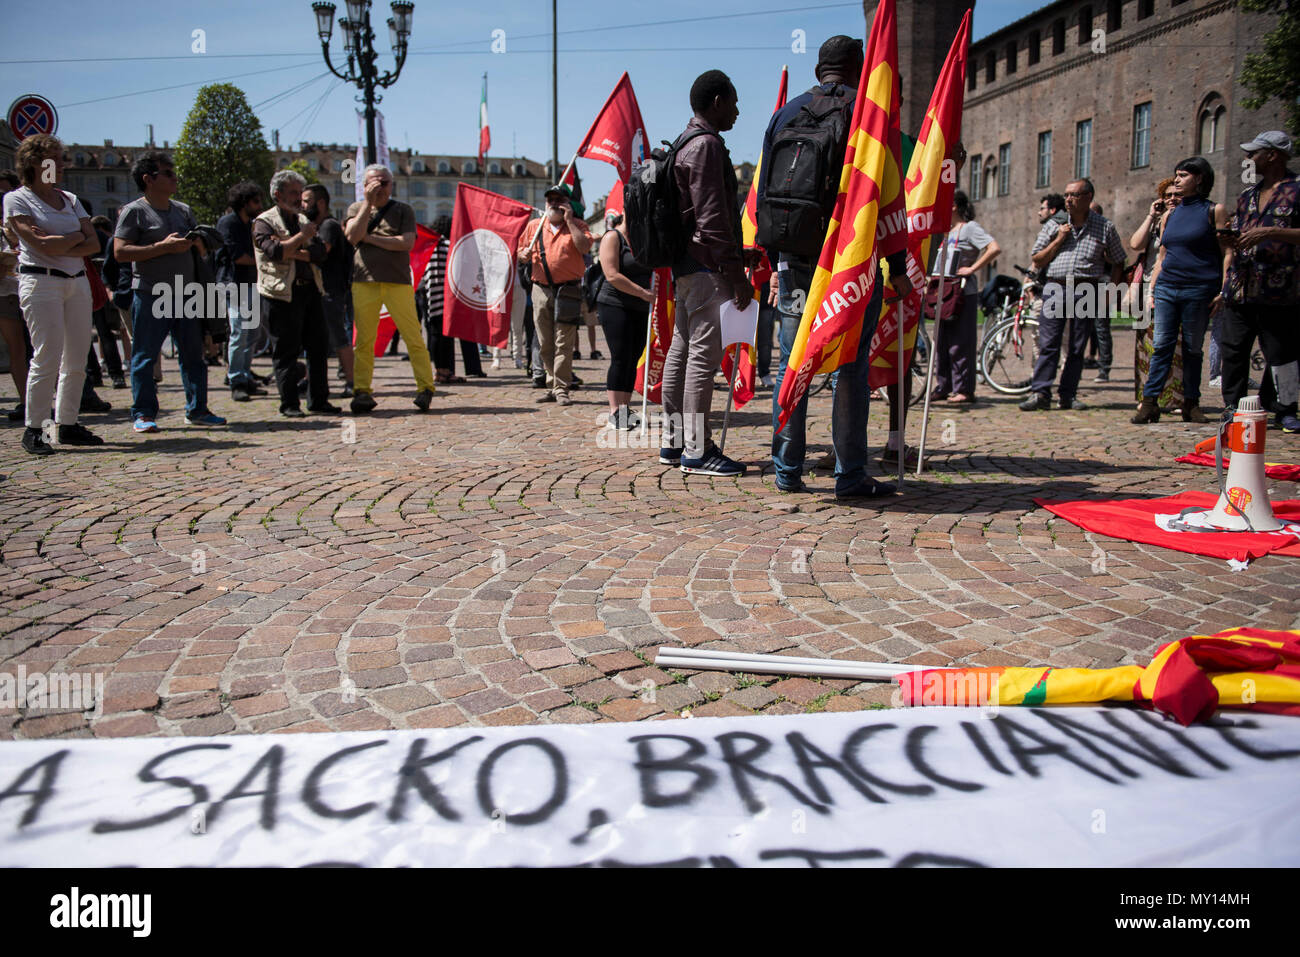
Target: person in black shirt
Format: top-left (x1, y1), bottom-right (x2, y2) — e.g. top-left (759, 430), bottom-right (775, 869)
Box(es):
top-left (217, 182), bottom-right (266, 401)
top-left (303, 184), bottom-right (354, 396)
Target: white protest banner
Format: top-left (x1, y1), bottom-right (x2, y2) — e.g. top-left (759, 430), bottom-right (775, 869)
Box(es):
top-left (719, 298), bottom-right (757, 351)
top-left (2, 707), bottom-right (1298, 867)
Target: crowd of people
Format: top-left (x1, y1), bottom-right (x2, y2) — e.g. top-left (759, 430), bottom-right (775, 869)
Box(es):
top-left (2, 44), bottom-right (1297, 481)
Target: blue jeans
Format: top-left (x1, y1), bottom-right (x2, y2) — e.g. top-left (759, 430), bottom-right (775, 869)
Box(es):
top-left (1145, 282), bottom-right (1217, 405)
top-left (130, 289), bottom-right (209, 421)
top-left (771, 257), bottom-right (884, 494)
top-left (756, 300), bottom-right (776, 378)
top-left (226, 299), bottom-right (256, 387)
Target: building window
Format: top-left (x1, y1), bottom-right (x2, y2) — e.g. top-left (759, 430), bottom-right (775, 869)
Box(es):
top-left (489, 162), bottom-right (502, 175)
top-left (1107, 0), bottom-right (1122, 30)
top-left (332, 158), bottom-right (343, 172)
top-left (1078, 6), bottom-right (1092, 45)
top-left (513, 185), bottom-right (526, 201)
top-left (968, 67), bottom-right (977, 92)
top-left (103, 152), bottom-right (116, 167)
top-left (412, 181), bottom-right (426, 196)
top-left (334, 205), bottom-right (347, 220)
top-left (513, 163), bottom-right (525, 176)
top-left (1036, 131), bottom-right (1052, 188)
top-left (1199, 101), bottom-right (1227, 153)
top-left (998, 143), bottom-right (1011, 196)
top-left (413, 202), bottom-right (427, 222)
top-left (1137, 0), bottom-right (1154, 19)
top-left (1005, 41), bottom-right (1017, 74)
top-left (984, 51), bottom-right (996, 83)
top-left (1028, 29), bottom-right (1041, 65)
top-left (106, 206), bottom-right (117, 223)
top-left (413, 159), bottom-right (425, 173)
top-left (307, 157), bottom-right (319, 170)
top-left (970, 154), bottom-right (983, 201)
top-left (75, 152), bottom-right (86, 166)
top-left (1075, 119), bottom-right (1092, 179)
top-left (436, 203), bottom-right (453, 219)
top-left (437, 181), bottom-right (452, 198)
top-left (436, 160), bottom-right (450, 173)
top-left (1132, 102), bottom-right (1152, 168)
top-left (1052, 18), bottom-right (1066, 54)
top-left (464, 160), bottom-right (477, 175)
top-left (105, 176), bottom-right (116, 192)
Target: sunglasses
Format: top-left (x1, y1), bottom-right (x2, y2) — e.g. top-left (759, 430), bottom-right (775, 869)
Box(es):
top-left (150, 169), bottom-right (177, 179)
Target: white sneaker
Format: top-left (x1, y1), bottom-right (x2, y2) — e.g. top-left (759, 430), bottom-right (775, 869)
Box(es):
top-left (760, 374), bottom-right (775, 389)
top-left (1209, 376), bottom-right (1222, 389)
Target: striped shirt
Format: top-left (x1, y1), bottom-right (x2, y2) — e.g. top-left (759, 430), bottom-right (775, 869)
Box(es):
top-left (418, 237), bottom-right (447, 327)
top-left (1031, 210), bottom-right (1126, 279)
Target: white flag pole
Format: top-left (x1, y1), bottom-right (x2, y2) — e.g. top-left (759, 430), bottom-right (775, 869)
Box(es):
top-left (915, 228), bottom-right (954, 476)
top-left (639, 272), bottom-right (657, 437)
top-left (719, 344), bottom-right (737, 454)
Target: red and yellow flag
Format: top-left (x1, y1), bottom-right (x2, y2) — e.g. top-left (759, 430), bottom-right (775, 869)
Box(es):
top-left (895, 628), bottom-right (1300, 726)
top-left (866, 8), bottom-right (971, 389)
top-left (634, 269), bottom-right (674, 403)
top-left (723, 67), bottom-right (788, 411)
top-left (775, 0), bottom-right (908, 431)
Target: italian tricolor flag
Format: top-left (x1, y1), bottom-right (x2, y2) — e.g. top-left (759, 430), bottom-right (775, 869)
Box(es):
top-left (478, 74), bottom-right (490, 163)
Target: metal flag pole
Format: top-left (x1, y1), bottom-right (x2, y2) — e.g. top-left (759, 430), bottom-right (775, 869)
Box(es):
top-left (719, 343), bottom-right (738, 454)
top-left (639, 272), bottom-right (657, 437)
top-left (895, 283), bottom-right (906, 487)
top-left (915, 228), bottom-right (954, 476)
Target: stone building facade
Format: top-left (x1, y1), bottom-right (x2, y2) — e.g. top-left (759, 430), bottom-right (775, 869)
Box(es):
top-left (889, 0), bottom-right (1287, 278)
top-left (55, 138), bottom-right (550, 225)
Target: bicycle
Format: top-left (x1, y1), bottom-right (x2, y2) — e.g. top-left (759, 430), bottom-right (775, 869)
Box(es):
top-left (978, 264), bottom-right (1042, 396)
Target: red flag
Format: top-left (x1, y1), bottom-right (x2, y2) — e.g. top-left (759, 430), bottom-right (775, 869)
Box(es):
top-left (634, 269), bottom-right (674, 403)
top-left (867, 7), bottom-right (971, 389)
top-left (604, 180), bottom-right (625, 218)
top-left (443, 183), bottom-right (532, 350)
top-left (775, 0), bottom-right (906, 432)
top-left (411, 223), bottom-right (439, 288)
top-left (576, 72), bottom-right (649, 181)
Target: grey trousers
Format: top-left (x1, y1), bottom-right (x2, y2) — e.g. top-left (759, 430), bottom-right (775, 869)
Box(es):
top-left (661, 271), bottom-right (728, 459)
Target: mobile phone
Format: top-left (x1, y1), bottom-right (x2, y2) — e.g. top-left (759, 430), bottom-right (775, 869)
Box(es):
top-left (1154, 201), bottom-right (1165, 214)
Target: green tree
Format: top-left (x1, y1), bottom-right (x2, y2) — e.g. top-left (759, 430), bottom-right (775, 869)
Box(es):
top-left (1240, 0), bottom-right (1300, 136)
top-left (173, 83), bottom-right (274, 224)
top-left (285, 158), bottom-right (321, 186)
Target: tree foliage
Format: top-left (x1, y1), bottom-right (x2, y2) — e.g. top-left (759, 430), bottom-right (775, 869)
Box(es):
top-left (1240, 0), bottom-right (1300, 136)
top-left (285, 159), bottom-right (321, 186)
top-left (174, 84), bottom-right (274, 225)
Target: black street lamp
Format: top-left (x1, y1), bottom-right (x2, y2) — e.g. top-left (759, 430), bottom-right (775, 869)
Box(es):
top-left (311, 1), bottom-right (414, 165)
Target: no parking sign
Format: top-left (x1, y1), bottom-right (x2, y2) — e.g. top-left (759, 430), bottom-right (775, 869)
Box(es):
top-left (7, 94), bottom-right (58, 141)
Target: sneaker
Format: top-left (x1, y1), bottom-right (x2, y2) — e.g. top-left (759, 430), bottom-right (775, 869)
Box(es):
top-left (413, 388), bottom-right (435, 412)
top-left (536, 393), bottom-right (556, 404)
top-left (608, 409), bottom-right (640, 431)
top-left (22, 427), bottom-right (54, 455)
top-left (132, 419), bottom-right (160, 434)
top-left (1019, 392), bottom-right (1051, 411)
top-left (185, 412), bottom-right (227, 426)
top-left (7, 402), bottom-right (25, 423)
top-left (1082, 358), bottom-right (1099, 370)
top-left (231, 387), bottom-right (251, 402)
top-left (246, 382), bottom-right (268, 396)
top-left (680, 444), bottom-right (747, 477)
top-left (590, 350), bottom-right (604, 360)
top-left (280, 407), bottom-right (305, 418)
top-left (1059, 398), bottom-right (1087, 411)
top-left (836, 477), bottom-right (897, 500)
top-left (776, 479), bottom-right (809, 493)
top-left (760, 375), bottom-right (775, 389)
top-left (58, 423), bottom-right (103, 446)
top-left (571, 374), bottom-right (584, 388)
top-left (1209, 376), bottom-right (1222, 389)
top-left (350, 392), bottom-right (377, 414)
top-left (80, 392), bottom-right (111, 414)
top-left (308, 402), bottom-right (342, 415)
top-left (1093, 371), bottom-right (1110, 382)
top-left (1280, 414), bottom-right (1300, 434)
top-left (659, 447), bottom-right (683, 466)
top-left (110, 375), bottom-right (126, 389)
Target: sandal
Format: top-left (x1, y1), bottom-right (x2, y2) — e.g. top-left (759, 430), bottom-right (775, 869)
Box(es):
top-left (435, 373), bottom-right (467, 384)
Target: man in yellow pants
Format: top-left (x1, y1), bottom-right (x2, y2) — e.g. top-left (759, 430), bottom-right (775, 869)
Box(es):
top-left (343, 164), bottom-right (436, 413)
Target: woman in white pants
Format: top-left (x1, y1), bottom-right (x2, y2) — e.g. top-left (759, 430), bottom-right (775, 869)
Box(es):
top-left (1, 134), bottom-right (101, 454)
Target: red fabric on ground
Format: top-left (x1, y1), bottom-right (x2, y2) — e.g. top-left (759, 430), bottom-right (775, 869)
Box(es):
top-left (1035, 491), bottom-right (1300, 562)
top-left (1175, 453), bottom-right (1300, 482)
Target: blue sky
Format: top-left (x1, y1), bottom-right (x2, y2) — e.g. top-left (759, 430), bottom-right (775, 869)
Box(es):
top-left (1, 0), bottom-right (1038, 203)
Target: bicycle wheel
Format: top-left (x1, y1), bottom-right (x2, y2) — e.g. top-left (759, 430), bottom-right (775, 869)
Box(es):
top-left (979, 318), bottom-right (1039, 395)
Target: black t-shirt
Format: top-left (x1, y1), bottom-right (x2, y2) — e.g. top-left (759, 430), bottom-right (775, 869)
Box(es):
top-left (596, 231), bottom-right (651, 315)
top-left (317, 217), bottom-right (353, 295)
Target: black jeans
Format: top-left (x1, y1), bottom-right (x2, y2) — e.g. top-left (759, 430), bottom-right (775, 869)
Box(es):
top-left (1220, 301), bottom-right (1299, 413)
top-left (1029, 280), bottom-right (1102, 401)
top-left (597, 297), bottom-right (649, 393)
top-left (933, 289), bottom-right (979, 397)
top-left (266, 283), bottom-right (329, 412)
top-left (92, 306), bottom-right (125, 380)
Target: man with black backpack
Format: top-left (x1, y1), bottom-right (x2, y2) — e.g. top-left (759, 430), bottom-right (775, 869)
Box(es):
top-left (759, 36), bottom-right (910, 497)
top-left (652, 70), bottom-right (753, 476)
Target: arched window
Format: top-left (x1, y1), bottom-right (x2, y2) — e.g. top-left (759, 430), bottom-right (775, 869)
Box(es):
top-left (436, 160), bottom-right (450, 173)
top-left (413, 159), bottom-right (425, 173)
top-left (513, 163), bottom-right (525, 176)
top-left (489, 162), bottom-right (502, 174)
top-left (437, 181), bottom-right (452, 198)
top-left (1197, 94), bottom-right (1227, 154)
top-left (103, 152), bottom-right (116, 166)
top-left (75, 152), bottom-right (86, 166)
top-left (463, 160), bottom-right (477, 174)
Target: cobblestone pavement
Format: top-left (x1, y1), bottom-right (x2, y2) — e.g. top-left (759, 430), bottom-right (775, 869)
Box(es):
top-left (2, 329), bottom-right (1298, 740)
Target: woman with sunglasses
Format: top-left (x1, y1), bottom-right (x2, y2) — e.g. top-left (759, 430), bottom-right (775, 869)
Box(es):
top-left (0, 134), bottom-right (102, 454)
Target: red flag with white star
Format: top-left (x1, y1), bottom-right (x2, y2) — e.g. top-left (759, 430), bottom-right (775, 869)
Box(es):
top-left (442, 183), bottom-right (532, 349)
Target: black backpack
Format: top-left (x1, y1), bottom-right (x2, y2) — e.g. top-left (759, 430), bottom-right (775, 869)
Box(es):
top-left (624, 129), bottom-right (715, 269)
top-left (756, 87), bottom-right (855, 258)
